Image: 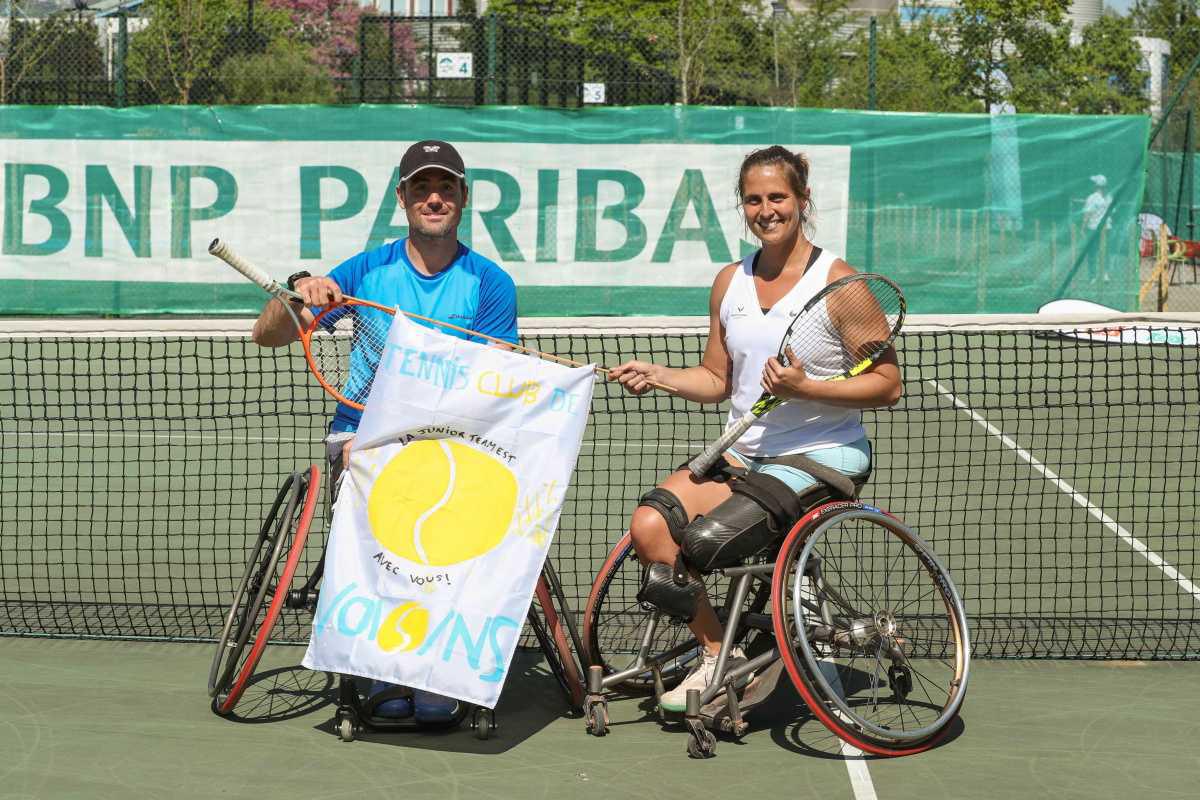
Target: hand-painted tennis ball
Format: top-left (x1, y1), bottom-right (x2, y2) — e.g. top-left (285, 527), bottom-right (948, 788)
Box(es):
top-left (368, 439), bottom-right (518, 566)
top-left (377, 601), bottom-right (429, 652)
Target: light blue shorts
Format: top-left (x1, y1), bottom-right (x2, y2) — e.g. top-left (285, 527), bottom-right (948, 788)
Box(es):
top-left (727, 437), bottom-right (872, 494)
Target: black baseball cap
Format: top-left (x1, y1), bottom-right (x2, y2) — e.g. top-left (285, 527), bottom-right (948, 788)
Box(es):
top-left (399, 140), bottom-right (466, 182)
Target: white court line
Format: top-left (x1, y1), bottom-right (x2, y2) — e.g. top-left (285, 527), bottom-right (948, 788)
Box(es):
top-left (930, 379), bottom-right (1200, 603)
top-left (818, 660), bottom-right (879, 800)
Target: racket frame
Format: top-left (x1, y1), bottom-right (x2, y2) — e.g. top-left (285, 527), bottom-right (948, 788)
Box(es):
top-left (687, 273), bottom-right (905, 477)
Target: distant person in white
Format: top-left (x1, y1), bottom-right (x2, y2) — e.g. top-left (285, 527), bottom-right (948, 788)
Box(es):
top-left (1082, 174), bottom-right (1112, 282)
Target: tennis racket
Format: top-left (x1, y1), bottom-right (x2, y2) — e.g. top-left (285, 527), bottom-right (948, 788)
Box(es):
top-left (209, 239), bottom-right (673, 409)
top-left (688, 272), bottom-right (905, 477)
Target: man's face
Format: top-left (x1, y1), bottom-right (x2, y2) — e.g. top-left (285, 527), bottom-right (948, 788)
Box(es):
top-left (399, 168), bottom-right (467, 240)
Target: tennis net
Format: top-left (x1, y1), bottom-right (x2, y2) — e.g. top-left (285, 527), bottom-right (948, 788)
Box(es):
top-left (1, 313), bottom-right (1198, 659)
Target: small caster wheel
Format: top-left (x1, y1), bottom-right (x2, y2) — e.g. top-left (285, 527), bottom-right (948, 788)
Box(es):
top-left (473, 708), bottom-right (494, 740)
top-left (686, 728), bottom-right (717, 759)
top-left (585, 700), bottom-right (608, 737)
top-left (338, 718), bottom-right (356, 742)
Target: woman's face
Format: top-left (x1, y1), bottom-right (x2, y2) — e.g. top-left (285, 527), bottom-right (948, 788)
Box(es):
top-left (740, 164), bottom-right (803, 246)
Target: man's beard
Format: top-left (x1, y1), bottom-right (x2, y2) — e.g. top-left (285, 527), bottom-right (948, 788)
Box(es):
top-left (411, 216), bottom-right (458, 240)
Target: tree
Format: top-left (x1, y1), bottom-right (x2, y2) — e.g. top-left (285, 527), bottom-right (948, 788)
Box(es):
top-left (127, 0), bottom-right (290, 103)
top-left (948, 0), bottom-right (1075, 112)
top-left (486, 0), bottom-right (770, 104)
top-left (828, 12), bottom-right (979, 112)
top-left (2, 13), bottom-right (105, 103)
top-left (775, 0), bottom-right (856, 109)
top-left (1062, 14), bottom-right (1148, 114)
top-left (216, 37), bottom-right (335, 103)
top-left (1130, 0), bottom-right (1200, 150)
top-left (1131, 0), bottom-right (1199, 83)
top-left (264, 0), bottom-right (364, 78)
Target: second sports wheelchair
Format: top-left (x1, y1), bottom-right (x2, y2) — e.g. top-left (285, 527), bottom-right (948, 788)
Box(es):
top-left (206, 465), bottom-right (586, 741)
top-left (578, 453), bottom-right (970, 758)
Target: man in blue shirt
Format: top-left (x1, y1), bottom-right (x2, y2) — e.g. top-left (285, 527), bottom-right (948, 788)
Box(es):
top-left (251, 140), bottom-right (518, 723)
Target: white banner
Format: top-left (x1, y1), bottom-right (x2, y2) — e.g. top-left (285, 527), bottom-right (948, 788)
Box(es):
top-left (301, 313), bottom-right (595, 708)
top-left (0, 139), bottom-right (850, 288)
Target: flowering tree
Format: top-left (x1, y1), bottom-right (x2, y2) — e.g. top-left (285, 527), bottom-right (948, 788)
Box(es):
top-left (264, 0), bottom-right (364, 76)
top-left (265, 0), bottom-right (425, 89)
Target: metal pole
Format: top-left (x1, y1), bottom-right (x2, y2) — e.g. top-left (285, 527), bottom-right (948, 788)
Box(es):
top-left (771, 1), bottom-right (784, 91)
top-left (427, 2), bottom-right (434, 103)
top-left (773, 27), bottom-right (779, 89)
top-left (1187, 109), bottom-right (1196, 247)
top-left (358, 17), bottom-right (366, 101)
top-left (867, 16), bottom-right (877, 110)
top-left (115, 10), bottom-right (127, 107)
top-left (387, 0), bottom-right (395, 102)
top-left (484, 12), bottom-right (497, 104)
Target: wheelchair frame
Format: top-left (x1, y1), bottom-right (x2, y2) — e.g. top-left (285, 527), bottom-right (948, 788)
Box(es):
top-left (579, 495), bottom-right (971, 759)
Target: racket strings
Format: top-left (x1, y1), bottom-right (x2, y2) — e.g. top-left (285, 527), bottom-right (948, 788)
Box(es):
top-left (308, 305), bottom-right (397, 407)
top-left (782, 278), bottom-right (904, 375)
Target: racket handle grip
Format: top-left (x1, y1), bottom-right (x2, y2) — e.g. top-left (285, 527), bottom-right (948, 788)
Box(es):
top-left (209, 238), bottom-right (291, 297)
top-left (687, 413), bottom-right (756, 477)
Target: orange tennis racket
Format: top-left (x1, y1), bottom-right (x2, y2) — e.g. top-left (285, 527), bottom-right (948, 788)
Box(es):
top-left (208, 239), bottom-right (674, 409)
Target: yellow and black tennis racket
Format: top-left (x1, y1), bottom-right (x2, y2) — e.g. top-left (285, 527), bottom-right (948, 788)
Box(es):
top-left (688, 272), bottom-right (905, 477)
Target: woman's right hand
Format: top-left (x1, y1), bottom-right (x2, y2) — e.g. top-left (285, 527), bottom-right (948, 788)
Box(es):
top-left (608, 360), bottom-right (664, 396)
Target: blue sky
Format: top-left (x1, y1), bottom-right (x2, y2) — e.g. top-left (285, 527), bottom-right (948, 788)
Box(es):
top-left (1107, 0), bottom-right (1136, 13)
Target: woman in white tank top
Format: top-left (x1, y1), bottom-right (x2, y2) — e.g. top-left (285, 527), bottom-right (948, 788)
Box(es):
top-left (607, 146), bottom-right (903, 713)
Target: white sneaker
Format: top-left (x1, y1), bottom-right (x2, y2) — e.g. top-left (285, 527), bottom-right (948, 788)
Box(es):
top-left (659, 646), bottom-right (751, 713)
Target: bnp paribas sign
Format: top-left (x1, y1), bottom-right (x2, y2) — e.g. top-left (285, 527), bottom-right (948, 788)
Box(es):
top-left (0, 106), bottom-right (850, 317)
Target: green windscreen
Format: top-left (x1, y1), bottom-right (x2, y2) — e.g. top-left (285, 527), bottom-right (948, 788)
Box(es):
top-left (0, 105), bottom-right (1149, 316)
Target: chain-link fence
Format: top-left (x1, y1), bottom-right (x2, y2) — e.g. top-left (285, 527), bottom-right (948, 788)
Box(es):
top-left (0, 5), bottom-right (703, 107)
top-left (348, 14), bottom-right (680, 106)
top-left (3, 0), bottom-right (1187, 112)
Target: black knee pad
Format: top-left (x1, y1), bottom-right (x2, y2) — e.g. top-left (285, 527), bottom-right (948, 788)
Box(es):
top-left (682, 472), bottom-right (809, 572)
top-left (637, 560), bottom-right (704, 623)
top-left (637, 488), bottom-right (689, 545)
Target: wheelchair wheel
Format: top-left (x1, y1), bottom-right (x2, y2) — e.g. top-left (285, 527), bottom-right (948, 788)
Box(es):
top-left (531, 574), bottom-right (585, 711)
top-left (582, 533), bottom-right (697, 692)
top-left (208, 466), bottom-right (320, 716)
top-left (772, 502), bottom-right (970, 756)
top-left (582, 533), bottom-right (767, 693)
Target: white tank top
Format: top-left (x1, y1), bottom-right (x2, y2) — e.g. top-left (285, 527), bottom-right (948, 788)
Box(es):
top-left (718, 248), bottom-right (866, 457)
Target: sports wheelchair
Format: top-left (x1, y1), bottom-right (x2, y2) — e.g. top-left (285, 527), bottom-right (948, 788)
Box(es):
top-left (205, 464), bottom-right (586, 741)
top-left (578, 454), bottom-right (971, 758)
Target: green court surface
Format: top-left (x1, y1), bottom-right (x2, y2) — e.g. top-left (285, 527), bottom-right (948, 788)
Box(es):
top-left (1, 638), bottom-right (1198, 800)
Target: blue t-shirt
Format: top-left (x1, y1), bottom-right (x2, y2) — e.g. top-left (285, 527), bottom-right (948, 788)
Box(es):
top-left (325, 238), bottom-right (518, 432)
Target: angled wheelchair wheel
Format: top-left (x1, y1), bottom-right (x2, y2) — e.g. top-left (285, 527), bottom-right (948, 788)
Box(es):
top-left (583, 533), bottom-right (697, 692)
top-left (772, 502), bottom-right (970, 756)
top-left (208, 465), bottom-right (320, 716)
top-left (531, 573), bottom-right (585, 712)
top-left (582, 533), bottom-right (767, 693)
